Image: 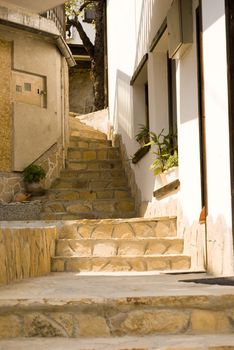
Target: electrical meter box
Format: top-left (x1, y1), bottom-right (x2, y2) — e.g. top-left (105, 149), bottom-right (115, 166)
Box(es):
top-left (12, 71), bottom-right (47, 108)
top-left (167, 0), bottom-right (193, 59)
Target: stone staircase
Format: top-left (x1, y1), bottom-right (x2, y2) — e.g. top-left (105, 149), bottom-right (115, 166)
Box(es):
top-left (1, 117), bottom-right (234, 348)
top-left (51, 217), bottom-right (191, 273)
top-left (41, 118), bottom-right (136, 220)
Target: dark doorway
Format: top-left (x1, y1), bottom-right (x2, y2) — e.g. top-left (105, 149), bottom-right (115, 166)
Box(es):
top-left (196, 6), bottom-right (208, 214)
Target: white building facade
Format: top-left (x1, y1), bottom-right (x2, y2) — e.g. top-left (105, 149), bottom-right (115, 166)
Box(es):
top-left (107, 0), bottom-right (234, 276)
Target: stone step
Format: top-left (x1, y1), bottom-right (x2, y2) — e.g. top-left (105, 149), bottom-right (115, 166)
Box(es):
top-left (2, 271), bottom-right (233, 340)
top-left (69, 136), bottom-right (112, 149)
top-left (47, 189), bottom-right (131, 201)
top-left (60, 169), bottom-right (126, 180)
top-left (41, 211), bottom-right (137, 220)
top-left (70, 129), bottom-right (107, 141)
top-left (51, 178), bottom-right (128, 190)
top-left (51, 254), bottom-right (191, 272)
top-left (42, 199), bottom-right (136, 216)
top-left (67, 148), bottom-right (120, 161)
top-left (1, 335), bottom-right (234, 349)
top-left (55, 238), bottom-right (184, 257)
top-left (57, 218), bottom-right (177, 240)
top-left (66, 159), bottom-right (122, 171)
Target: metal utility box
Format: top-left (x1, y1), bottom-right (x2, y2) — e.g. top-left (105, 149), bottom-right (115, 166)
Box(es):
top-left (167, 0), bottom-right (193, 59)
top-left (12, 71), bottom-right (47, 108)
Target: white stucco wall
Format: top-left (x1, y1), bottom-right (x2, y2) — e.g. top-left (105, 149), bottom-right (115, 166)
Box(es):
top-left (202, 0), bottom-right (233, 275)
top-left (107, 0), bottom-right (234, 275)
top-left (0, 26), bottom-right (64, 171)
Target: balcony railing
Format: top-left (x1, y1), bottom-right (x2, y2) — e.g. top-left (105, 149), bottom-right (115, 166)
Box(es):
top-left (41, 5), bottom-right (65, 38)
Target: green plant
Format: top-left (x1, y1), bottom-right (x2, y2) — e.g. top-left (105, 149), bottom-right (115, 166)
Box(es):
top-left (135, 124), bottom-right (150, 145)
top-left (23, 164), bottom-right (46, 183)
top-left (145, 129), bottom-right (178, 175)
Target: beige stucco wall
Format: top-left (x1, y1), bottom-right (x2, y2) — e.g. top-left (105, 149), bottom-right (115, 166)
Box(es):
top-left (0, 224), bottom-right (58, 285)
top-left (0, 38), bottom-right (12, 172)
top-left (0, 26), bottom-right (65, 171)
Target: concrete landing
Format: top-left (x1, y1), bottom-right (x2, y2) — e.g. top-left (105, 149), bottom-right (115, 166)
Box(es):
top-left (0, 272), bottom-right (233, 300)
top-left (0, 335), bottom-right (234, 350)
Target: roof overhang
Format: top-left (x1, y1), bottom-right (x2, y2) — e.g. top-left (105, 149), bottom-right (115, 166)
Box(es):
top-left (1, 0), bottom-right (66, 13)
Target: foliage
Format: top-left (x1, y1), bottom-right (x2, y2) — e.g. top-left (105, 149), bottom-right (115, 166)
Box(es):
top-left (23, 164), bottom-right (46, 183)
top-left (145, 129), bottom-right (178, 175)
top-left (135, 124), bottom-right (150, 145)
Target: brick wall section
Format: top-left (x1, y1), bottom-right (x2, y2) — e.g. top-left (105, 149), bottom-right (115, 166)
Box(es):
top-left (0, 39), bottom-right (12, 172)
top-left (0, 225), bottom-right (58, 285)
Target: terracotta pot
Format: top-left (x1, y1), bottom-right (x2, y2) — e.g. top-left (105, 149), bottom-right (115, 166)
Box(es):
top-left (25, 182), bottom-right (45, 195)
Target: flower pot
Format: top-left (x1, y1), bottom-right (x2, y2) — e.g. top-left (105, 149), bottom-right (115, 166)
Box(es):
top-left (25, 182), bottom-right (45, 196)
top-left (159, 167), bottom-right (179, 187)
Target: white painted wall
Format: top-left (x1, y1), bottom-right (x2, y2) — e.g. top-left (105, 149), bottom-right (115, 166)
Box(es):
top-left (202, 0), bottom-right (233, 275)
top-left (107, 0), bottom-right (234, 275)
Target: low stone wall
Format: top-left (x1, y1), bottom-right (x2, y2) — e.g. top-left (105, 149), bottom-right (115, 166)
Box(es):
top-left (36, 141), bottom-right (64, 190)
top-left (112, 133), bottom-right (141, 215)
top-left (0, 172), bottom-right (25, 203)
top-left (0, 224), bottom-right (58, 285)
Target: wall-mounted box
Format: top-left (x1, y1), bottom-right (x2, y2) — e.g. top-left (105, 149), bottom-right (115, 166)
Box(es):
top-left (167, 0), bottom-right (193, 59)
top-left (12, 71), bottom-right (47, 108)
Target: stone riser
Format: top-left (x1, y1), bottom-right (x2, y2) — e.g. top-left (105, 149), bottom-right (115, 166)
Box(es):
top-left (69, 138), bottom-right (112, 149)
top-left (47, 189), bottom-right (131, 201)
top-left (51, 179), bottom-right (128, 190)
top-left (43, 199), bottom-right (135, 214)
top-left (57, 219), bottom-right (177, 240)
top-left (66, 160), bottom-right (122, 171)
top-left (60, 169), bottom-right (125, 180)
top-left (51, 255), bottom-right (191, 272)
top-left (55, 238), bottom-right (184, 257)
top-left (1, 294), bottom-right (233, 339)
top-left (67, 148), bottom-right (120, 161)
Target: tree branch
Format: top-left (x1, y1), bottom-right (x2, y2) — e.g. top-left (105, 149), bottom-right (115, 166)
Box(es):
top-left (67, 17), bottom-right (94, 58)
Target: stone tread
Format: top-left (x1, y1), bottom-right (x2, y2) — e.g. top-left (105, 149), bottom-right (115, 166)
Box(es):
top-left (1, 335), bottom-right (234, 349)
top-left (57, 217), bottom-right (177, 239)
top-left (41, 211), bottom-right (137, 220)
top-left (55, 238), bottom-right (184, 257)
top-left (51, 254), bottom-right (191, 272)
top-left (69, 135), bottom-right (111, 145)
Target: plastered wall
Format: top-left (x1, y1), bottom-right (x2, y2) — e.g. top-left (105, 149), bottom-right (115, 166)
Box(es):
top-left (0, 26), bottom-right (64, 171)
top-left (0, 38), bottom-right (12, 172)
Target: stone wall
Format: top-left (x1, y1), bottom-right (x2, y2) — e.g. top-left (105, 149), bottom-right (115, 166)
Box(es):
top-left (69, 67), bottom-right (94, 114)
top-left (0, 224), bottom-right (57, 285)
top-left (0, 38), bottom-right (12, 172)
top-left (0, 141), bottom-right (64, 204)
top-left (34, 141), bottom-right (64, 190)
top-left (112, 133), bottom-right (141, 215)
top-left (0, 173), bottom-right (25, 203)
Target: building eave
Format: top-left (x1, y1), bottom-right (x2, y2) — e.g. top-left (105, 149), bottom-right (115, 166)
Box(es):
top-left (0, 5), bottom-right (76, 67)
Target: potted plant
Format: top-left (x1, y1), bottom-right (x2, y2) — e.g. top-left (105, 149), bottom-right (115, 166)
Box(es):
top-left (23, 164), bottom-right (46, 195)
top-left (145, 129), bottom-right (178, 185)
top-left (135, 124), bottom-right (150, 146)
top-left (131, 124), bottom-right (151, 164)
